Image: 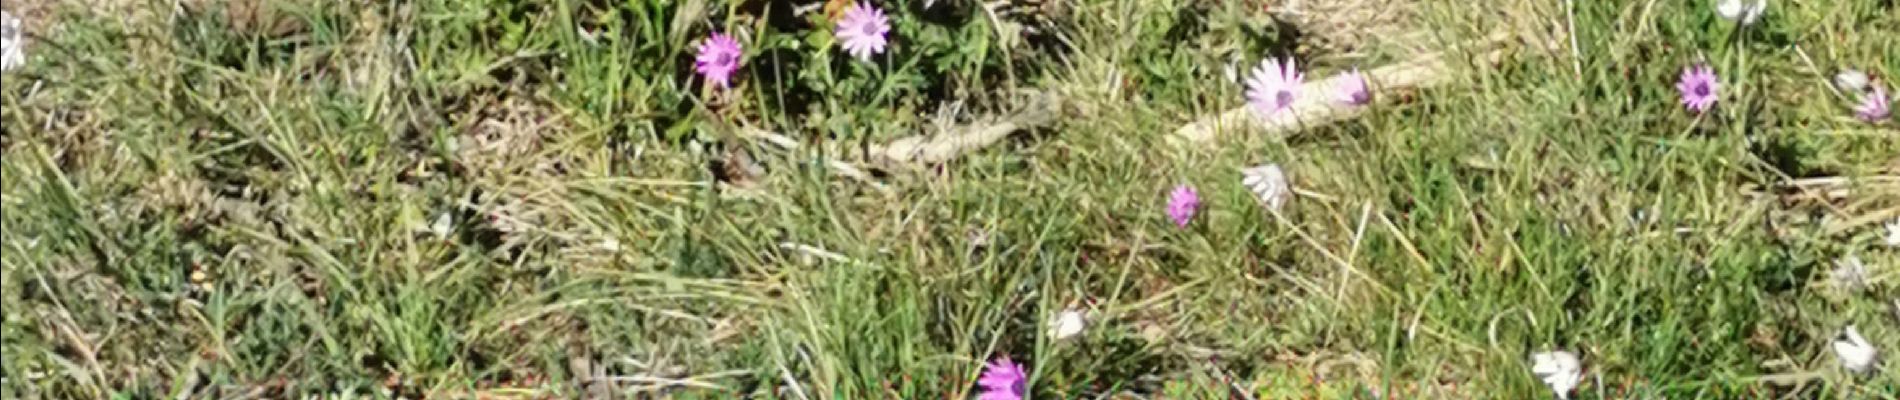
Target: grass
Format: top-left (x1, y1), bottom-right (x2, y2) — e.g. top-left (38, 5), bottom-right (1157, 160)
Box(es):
top-left (2, 0), bottom-right (1898, 398)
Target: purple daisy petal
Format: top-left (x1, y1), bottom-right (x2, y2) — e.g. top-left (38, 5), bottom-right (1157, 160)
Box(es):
top-left (1166, 185), bottom-right (1200, 228)
top-left (1246, 57), bottom-right (1304, 119)
top-left (1854, 84), bottom-right (1890, 123)
top-left (694, 32), bottom-right (742, 88)
top-left (978, 393), bottom-right (1021, 400)
top-left (835, 2), bottom-right (891, 62)
top-left (1336, 68), bottom-right (1371, 106)
top-left (1676, 64), bottom-right (1719, 114)
top-left (976, 357), bottom-right (1025, 400)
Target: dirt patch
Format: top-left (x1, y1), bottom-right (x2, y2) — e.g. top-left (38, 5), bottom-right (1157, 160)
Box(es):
top-left (455, 94), bottom-right (566, 185)
top-left (452, 94), bottom-right (564, 254)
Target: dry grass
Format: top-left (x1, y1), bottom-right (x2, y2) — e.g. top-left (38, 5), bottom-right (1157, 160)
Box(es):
top-left (5, 0), bottom-right (1900, 398)
top-left (1268, 0), bottom-right (1424, 56)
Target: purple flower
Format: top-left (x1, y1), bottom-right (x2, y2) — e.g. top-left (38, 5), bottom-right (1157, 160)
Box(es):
top-left (1336, 68), bottom-right (1371, 106)
top-left (977, 357), bottom-right (1026, 400)
top-left (1166, 185), bottom-right (1200, 228)
top-left (694, 32), bottom-right (742, 88)
top-left (1676, 64), bottom-right (1719, 114)
top-left (835, 2), bottom-right (891, 62)
top-left (1854, 84), bottom-right (1889, 123)
top-left (1246, 57), bottom-right (1304, 119)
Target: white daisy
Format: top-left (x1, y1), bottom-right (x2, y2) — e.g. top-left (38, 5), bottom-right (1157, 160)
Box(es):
top-left (429, 212), bottom-right (453, 240)
top-left (1832, 325), bottom-right (1879, 374)
top-left (1835, 69), bottom-right (1870, 94)
top-left (1883, 218), bottom-right (1900, 247)
top-left (1241, 164), bottom-right (1291, 211)
top-left (1046, 309), bottom-right (1086, 340)
top-left (1, 11), bottom-right (24, 72)
top-left (1530, 350), bottom-right (1583, 400)
top-left (1715, 0), bottom-right (1765, 25)
top-left (1831, 255), bottom-right (1867, 290)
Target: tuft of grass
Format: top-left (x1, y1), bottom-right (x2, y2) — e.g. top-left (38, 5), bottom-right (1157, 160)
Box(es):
top-left (3, 0), bottom-right (1898, 398)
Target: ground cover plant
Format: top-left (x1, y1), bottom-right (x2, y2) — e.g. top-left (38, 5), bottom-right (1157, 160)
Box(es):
top-left (2, 0), bottom-right (1897, 398)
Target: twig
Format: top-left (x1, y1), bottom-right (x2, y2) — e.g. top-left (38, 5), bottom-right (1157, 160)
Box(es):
top-left (871, 119), bottom-right (1026, 164)
top-left (867, 90), bottom-right (1060, 164)
top-left (738, 91), bottom-right (1058, 176)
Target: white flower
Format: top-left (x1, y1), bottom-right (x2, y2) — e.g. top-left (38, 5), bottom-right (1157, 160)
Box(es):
top-left (429, 212), bottom-right (453, 239)
top-left (1, 11), bottom-right (24, 72)
top-left (1832, 325), bottom-right (1879, 374)
top-left (1530, 350), bottom-right (1582, 400)
top-left (1716, 0), bottom-right (1765, 25)
top-left (1047, 309), bottom-right (1086, 340)
top-left (1241, 164), bottom-right (1291, 211)
top-left (1831, 255), bottom-right (1867, 290)
top-left (1836, 69), bottom-right (1871, 94)
top-left (1884, 218), bottom-right (1900, 247)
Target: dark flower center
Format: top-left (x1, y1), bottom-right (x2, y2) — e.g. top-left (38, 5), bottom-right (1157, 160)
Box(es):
top-left (1275, 91), bottom-right (1294, 108)
top-left (716, 53), bottom-right (735, 66)
top-left (861, 22), bottom-right (878, 36)
top-left (1692, 83), bottom-right (1709, 96)
top-left (1011, 380), bottom-right (1025, 395)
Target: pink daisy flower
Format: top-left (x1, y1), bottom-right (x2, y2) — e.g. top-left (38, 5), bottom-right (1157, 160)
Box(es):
top-left (977, 357), bottom-right (1025, 400)
top-left (1854, 84), bottom-right (1889, 123)
top-left (1676, 64), bottom-right (1719, 114)
top-left (835, 2), bottom-right (891, 62)
top-left (694, 32), bottom-right (742, 88)
top-left (1166, 185), bottom-right (1200, 228)
top-left (1336, 68), bottom-right (1371, 106)
top-left (1246, 57), bottom-right (1303, 119)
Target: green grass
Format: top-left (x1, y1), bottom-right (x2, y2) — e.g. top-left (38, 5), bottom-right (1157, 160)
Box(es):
top-left (3, 0), bottom-right (1898, 398)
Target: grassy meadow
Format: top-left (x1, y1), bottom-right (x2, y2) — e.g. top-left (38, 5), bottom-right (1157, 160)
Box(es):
top-left (2, 0), bottom-right (1898, 398)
